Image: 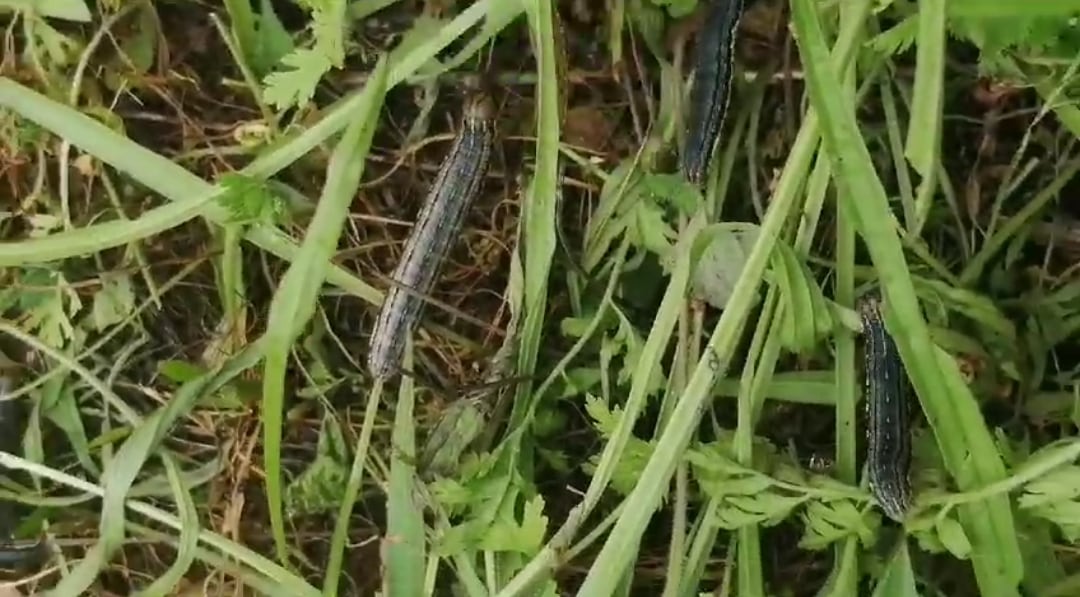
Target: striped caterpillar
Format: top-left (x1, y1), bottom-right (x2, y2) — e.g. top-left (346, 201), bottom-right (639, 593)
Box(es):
top-left (367, 94), bottom-right (495, 380)
top-left (857, 293), bottom-right (912, 522)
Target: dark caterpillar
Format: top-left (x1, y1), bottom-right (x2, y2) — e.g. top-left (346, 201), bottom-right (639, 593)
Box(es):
top-left (857, 293), bottom-right (912, 522)
top-left (680, 0), bottom-right (744, 186)
top-left (367, 93), bottom-right (495, 380)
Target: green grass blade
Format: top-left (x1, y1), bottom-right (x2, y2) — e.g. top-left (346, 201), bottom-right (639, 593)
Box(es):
top-left (493, 241), bottom-right (630, 596)
top-left (904, 0), bottom-right (945, 235)
top-left (712, 370), bottom-right (835, 405)
top-left (512, 0), bottom-right (561, 408)
top-left (487, 5), bottom-right (562, 582)
top-left (567, 215), bottom-right (701, 534)
top-left (832, 2), bottom-right (861, 592)
top-left (0, 192), bottom-right (216, 266)
top-left (1026, 61), bottom-right (1080, 139)
top-left (222, 0), bottom-right (256, 69)
top-left (134, 457), bottom-right (200, 597)
top-left (817, 538), bottom-right (859, 597)
top-left (384, 352), bottom-right (425, 596)
top-left (127, 521), bottom-right (299, 597)
top-left (260, 57), bottom-right (389, 564)
top-left (869, 540), bottom-right (918, 597)
top-left (789, 1), bottom-right (1024, 594)
top-left (734, 291), bottom-right (780, 596)
top-left (324, 378), bottom-right (386, 596)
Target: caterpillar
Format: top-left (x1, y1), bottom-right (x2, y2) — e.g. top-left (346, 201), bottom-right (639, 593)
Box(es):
top-left (367, 94), bottom-right (495, 380)
top-left (857, 293), bottom-right (912, 522)
top-left (681, 0), bottom-right (744, 186)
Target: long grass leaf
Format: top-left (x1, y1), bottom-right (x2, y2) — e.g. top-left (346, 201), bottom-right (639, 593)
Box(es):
top-left (904, 0), bottom-right (945, 234)
top-left (0, 192), bottom-right (217, 266)
top-left (513, 0), bottom-right (561, 405)
top-left (383, 352), bottom-right (425, 596)
top-left (134, 457), bottom-right (200, 597)
top-left (831, 3), bottom-right (862, 593)
top-left (869, 540), bottom-right (918, 597)
top-left (324, 379), bottom-right (386, 595)
top-left (260, 57), bottom-right (389, 563)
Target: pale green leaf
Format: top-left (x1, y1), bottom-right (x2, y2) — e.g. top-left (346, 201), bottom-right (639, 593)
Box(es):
top-left (250, 0), bottom-right (295, 76)
top-left (91, 273), bottom-right (135, 332)
top-left (384, 360), bottom-right (424, 597)
top-left (936, 515), bottom-right (973, 560)
top-left (870, 541), bottom-right (919, 597)
top-left (261, 48), bottom-right (334, 110)
top-left (1, 0), bottom-right (90, 21)
top-left (691, 223), bottom-right (759, 309)
top-left (479, 495), bottom-right (549, 555)
top-left (1020, 466), bottom-right (1080, 509)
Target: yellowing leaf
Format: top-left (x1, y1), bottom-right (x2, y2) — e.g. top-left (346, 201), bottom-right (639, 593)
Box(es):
top-left (691, 223), bottom-right (759, 309)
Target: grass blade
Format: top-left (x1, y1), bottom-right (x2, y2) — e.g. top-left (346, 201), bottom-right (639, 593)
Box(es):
top-left (134, 457), bottom-right (200, 597)
top-left (832, 2), bottom-right (861, 584)
top-left (260, 57), bottom-right (389, 563)
top-left (0, 78), bottom-right (380, 304)
top-left (0, 190), bottom-right (216, 266)
top-left (959, 158), bottom-right (1080, 286)
top-left (870, 540), bottom-right (918, 597)
top-left (904, 0), bottom-right (945, 235)
top-left (789, 1), bottom-right (1024, 594)
top-left (383, 351), bottom-right (425, 596)
top-left (512, 0), bottom-right (561, 406)
top-left (324, 379), bottom-right (386, 595)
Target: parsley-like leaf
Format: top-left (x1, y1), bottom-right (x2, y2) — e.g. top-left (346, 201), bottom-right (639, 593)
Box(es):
top-left (478, 495), bottom-right (549, 555)
top-left (260, 0), bottom-right (346, 110)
